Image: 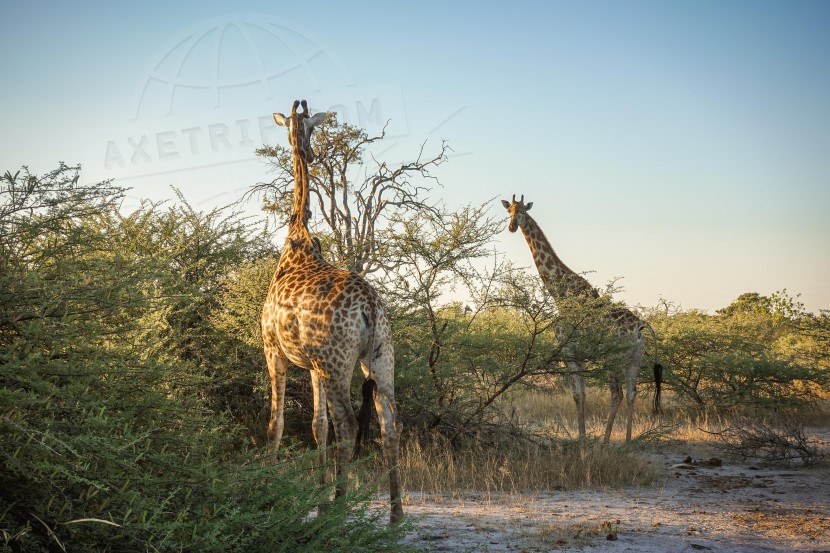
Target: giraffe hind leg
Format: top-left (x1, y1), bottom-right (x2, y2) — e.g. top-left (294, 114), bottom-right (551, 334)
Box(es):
top-left (361, 354), bottom-right (404, 523)
top-left (625, 363), bottom-right (640, 443)
top-left (316, 361), bottom-right (357, 501)
top-left (265, 348), bottom-right (288, 455)
top-left (310, 370), bottom-right (330, 489)
top-left (625, 341), bottom-right (645, 442)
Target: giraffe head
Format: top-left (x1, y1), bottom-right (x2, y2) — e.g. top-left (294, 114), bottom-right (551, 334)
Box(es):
top-left (273, 100), bottom-right (326, 163)
top-left (501, 194), bottom-right (534, 233)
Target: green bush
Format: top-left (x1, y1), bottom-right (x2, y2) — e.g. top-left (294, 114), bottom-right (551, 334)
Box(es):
top-left (649, 293), bottom-right (829, 410)
top-left (0, 165), bottom-right (406, 552)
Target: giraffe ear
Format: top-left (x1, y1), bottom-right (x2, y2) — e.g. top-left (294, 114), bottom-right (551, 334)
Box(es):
top-left (307, 111), bottom-right (327, 128)
top-left (501, 200), bottom-right (511, 209)
top-left (525, 202), bottom-right (533, 211)
top-left (273, 113), bottom-right (288, 127)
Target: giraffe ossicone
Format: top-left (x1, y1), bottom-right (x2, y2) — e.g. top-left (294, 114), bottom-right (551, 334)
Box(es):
top-left (273, 100), bottom-right (326, 163)
top-left (503, 194), bottom-right (662, 443)
top-left (262, 99), bottom-right (404, 523)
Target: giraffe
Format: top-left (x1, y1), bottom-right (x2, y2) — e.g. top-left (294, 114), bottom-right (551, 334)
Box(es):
top-left (502, 194), bottom-right (661, 443)
top-left (262, 100), bottom-right (403, 523)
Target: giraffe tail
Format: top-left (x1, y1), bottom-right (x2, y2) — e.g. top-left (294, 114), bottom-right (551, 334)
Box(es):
top-left (354, 377), bottom-right (377, 459)
top-left (653, 363), bottom-right (663, 414)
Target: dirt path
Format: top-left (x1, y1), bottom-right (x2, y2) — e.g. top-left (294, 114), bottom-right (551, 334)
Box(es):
top-left (397, 445), bottom-right (830, 552)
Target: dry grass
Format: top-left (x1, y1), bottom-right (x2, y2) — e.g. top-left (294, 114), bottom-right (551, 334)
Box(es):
top-left (362, 390), bottom-right (829, 502)
top-left (500, 384), bottom-right (675, 441)
top-left (396, 435), bottom-right (656, 497)
top-left (501, 384), bottom-right (775, 444)
top-left (505, 386), bottom-right (830, 463)
top-left (365, 388), bottom-right (709, 498)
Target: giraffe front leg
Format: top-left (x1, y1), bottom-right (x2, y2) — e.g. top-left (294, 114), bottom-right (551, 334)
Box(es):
top-left (569, 362), bottom-right (587, 439)
top-left (604, 369), bottom-right (623, 444)
top-left (265, 349), bottom-right (288, 455)
top-left (624, 355), bottom-right (643, 443)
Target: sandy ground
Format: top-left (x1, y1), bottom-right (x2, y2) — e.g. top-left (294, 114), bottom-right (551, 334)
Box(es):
top-left (395, 437), bottom-right (830, 552)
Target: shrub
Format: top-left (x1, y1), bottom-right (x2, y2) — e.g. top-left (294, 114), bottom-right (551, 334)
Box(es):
top-left (0, 165), bottom-right (405, 552)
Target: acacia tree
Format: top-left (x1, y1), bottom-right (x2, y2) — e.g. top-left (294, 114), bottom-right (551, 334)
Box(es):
top-left (252, 114), bottom-right (449, 274)
top-left (380, 204), bottom-right (503, 426)
top-left (378, 204), bottom-right (625, 440)
top-left (649, 292), bottom-right (829, 410)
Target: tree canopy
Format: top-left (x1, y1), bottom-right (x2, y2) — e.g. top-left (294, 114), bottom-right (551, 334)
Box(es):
top-left (252, 113), bottom-right (449, 274)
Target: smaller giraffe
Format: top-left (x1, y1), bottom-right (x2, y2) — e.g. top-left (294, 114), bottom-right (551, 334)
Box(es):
top-left (262, 100), bottom-right (403, 522)
top-left (503, 195), bottom-right (661, 443)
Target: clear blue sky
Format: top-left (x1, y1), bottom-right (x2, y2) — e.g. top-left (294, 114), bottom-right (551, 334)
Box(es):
top-left (2, 1), bottom-right (829, 313)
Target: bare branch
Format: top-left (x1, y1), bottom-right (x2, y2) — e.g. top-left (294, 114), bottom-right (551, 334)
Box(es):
top-left (251, 114), bottom-right (448, 274)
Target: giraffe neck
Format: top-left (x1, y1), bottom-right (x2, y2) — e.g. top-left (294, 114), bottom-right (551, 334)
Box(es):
top-left (518, 212), bottom-right (599, 300)
top-left (279, 131), bottom-right (326, 266)
top-left (288, 142), bottom-right (310, 238)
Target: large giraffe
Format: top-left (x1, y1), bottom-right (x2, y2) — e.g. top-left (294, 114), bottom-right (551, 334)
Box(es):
top-left (262, 100), bottom-right (403, 523)
top-left (502, 195), bottom-right (661, 443)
